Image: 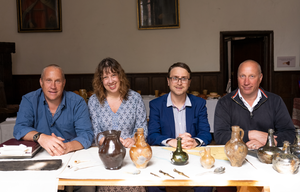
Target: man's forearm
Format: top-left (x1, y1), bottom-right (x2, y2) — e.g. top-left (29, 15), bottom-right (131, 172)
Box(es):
top-left (22, 131), bottom-right (39, 141)
top-left (65, 140), bottom-right (84, 154)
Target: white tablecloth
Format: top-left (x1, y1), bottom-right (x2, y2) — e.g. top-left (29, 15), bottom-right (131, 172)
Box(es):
top-left (0, 119), bottom-right (16, 143)
top-left (58, 146), bottom-right (300, 191)
top-left (142, 95), bottom-right (156, 119)
top-left (0, 149), bottom-right (73, 192)
top-left (206, 99), bottom-right (218, 133)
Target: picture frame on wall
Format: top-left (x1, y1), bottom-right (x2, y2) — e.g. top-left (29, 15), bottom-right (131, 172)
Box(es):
top-left (137, 0), bottom-right (180, 30)
top-left (17, 0), bottom-right (62, 32)
top-left (275, 56), bottom-right (300, 71)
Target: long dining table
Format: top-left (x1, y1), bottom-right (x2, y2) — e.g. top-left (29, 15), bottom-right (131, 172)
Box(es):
top-left (57, 146), bottom-right (298, 192)
top-left (1, 145), bottom-right (299, 192)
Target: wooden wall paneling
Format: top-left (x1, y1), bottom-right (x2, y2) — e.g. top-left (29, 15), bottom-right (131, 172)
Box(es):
top-left (152, 76), bottom-right (168, 95)
top-left (189, 76), bottom-right (201, 93)
top-left (12, 70), bottom-right (300, 116)
top-left (64, 75), bottom-right (82, 92)
top-left (13, 75), bottom-right (40, 104)
top-left (202, 75), bottom-right (219, 95)
top-left (82, 75), bottom-right (93, 92)
top-left (133, 76), bottom-right (150, 95)
top-left (273, 71), bottom-right (300, 116)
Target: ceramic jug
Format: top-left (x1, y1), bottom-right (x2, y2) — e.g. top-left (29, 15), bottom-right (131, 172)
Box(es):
top-left (291, 129), bottom-right (300, 159)
top-left (79, 89), bottom-right (88, 102)
top-left (273, 141), bottom-right (300, 174)
top-left (97, 130), bottom-right (126, 170)
top-left (200, 147), bottom-right (215, 169)
top-left (129, 128), bottom-right (152, 169)
top-left (224, 126), bottom-right (248, 167)
top-left (171, 137), bottom-right (189, 165)
top-left (257, 129), bottom-right (281, 164)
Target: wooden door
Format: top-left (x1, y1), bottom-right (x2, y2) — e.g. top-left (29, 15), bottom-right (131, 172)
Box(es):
top-left (231, 37), bottom-right (264, 90)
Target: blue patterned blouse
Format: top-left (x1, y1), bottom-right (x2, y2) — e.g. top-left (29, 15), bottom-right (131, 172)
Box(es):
top-left (88, 89), bottom-right (148, 143)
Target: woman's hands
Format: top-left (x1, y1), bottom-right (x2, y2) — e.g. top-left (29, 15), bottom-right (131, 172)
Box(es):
top-left (120, 137), bottom-right (135, 148)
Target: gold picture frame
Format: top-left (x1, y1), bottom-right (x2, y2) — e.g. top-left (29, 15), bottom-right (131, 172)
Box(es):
top-left (137, 0), bottom-right (180, 30)
top-left (17, 0), bottom-right (62, 33)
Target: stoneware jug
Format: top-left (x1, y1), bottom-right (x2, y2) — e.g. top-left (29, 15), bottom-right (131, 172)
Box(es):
top-left (200, 147), bottom-right (215, 169)
top-left (224, 126), bottom-right (248, 167)
top-left (129, 128), bottom-right (152, 169)
top-left (257, 129), bottom-right (281, 164)
top-left (272, 141), bottom-right (300, 174)
top-left (97, 130), bottom-right (126, 170)
top-left (171, 137), bottom-right (189, 165)
top-left (79, 89), bottom-right (88, 102)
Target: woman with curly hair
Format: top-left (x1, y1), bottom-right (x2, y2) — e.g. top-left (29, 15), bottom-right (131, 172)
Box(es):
top-left (89, 57), bottom-right (148, 147)
top-left (88, 57), bottom-right (147, 192)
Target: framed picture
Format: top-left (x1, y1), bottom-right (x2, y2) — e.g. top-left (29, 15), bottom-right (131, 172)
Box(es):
top-left (17, 0), bottom-right (62, 33)
top-left (275, 56), bottom-right (300, 71)
top-left (137, 0), bottom-right (180, 30)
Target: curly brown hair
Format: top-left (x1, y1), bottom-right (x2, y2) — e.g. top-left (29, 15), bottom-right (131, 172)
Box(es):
top-left (92, 57), bottom-right (130, 105)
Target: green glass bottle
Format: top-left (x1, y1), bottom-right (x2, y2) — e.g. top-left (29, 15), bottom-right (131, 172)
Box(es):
top-left (171, 137), bottom-right (189, 165)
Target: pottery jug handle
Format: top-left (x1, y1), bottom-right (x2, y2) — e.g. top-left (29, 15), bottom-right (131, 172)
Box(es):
top-left (239, 128), bottom-right (244, 140)
top-left (96, 132), bottom-right (103, 146)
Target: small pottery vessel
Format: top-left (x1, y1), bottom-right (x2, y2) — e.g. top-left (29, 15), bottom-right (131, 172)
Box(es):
top-left (129, 128), bottom-right (152, 169)
top-left (272, 141), bottom-right (300, 174)
top-left (200, 147), bottom-right (215, 169)
top-left (171, 137), bottom-right (189, 165)
top-left (257, 129), bottom-right (281, 164)
top-left (291, 129), bottom-right (300, 159)
top-left (97, 130), bottom-right (126, 170)
top-left (224, 126), bottom-right (248, 167)
top-left (79, 89), bottom-right (88, 102)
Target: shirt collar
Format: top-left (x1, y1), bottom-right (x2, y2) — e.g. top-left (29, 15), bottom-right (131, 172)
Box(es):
top-left (166, 92), bottom-right (192, 108)
top-left (238, 89), bottom-right (262, 106)
top-left (42, 90), bottom-right (66, 108)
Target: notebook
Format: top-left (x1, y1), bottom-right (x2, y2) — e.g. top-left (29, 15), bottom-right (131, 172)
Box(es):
top-left (0, 138), bottom-right (42, 159)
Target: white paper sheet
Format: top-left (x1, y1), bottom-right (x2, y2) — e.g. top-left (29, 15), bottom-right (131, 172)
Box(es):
top-left (0, 149), bottom-right (73, 192)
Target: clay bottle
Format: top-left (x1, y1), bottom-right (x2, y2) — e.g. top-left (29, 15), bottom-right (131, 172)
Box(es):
top-left (200, 147), bottom-right (215, 169)
top-left (129, 128), bottom-right (152, 169)
top-left (224, 126), bottom-right (248, 167)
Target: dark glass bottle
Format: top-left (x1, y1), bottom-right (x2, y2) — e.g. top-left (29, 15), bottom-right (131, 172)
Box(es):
top-left (257, 129), bottom-right (281, 164)
top-left (171, 137), bottom-right (189, 165)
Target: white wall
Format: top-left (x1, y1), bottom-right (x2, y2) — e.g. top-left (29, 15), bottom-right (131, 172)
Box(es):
top-left (1, 0), bottom-right (300, 74)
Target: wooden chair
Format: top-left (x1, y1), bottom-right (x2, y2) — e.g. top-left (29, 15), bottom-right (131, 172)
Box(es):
top-left (0, 81), bottom-right (19, 122)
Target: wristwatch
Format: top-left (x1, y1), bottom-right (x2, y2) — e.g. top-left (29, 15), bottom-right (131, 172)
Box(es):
top-left (33, 132), bottom-right (42, 143)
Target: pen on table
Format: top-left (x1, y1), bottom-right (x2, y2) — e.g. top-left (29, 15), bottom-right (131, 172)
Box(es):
top-left (159, 170), bottom-right (175, 179)
top-left (173, 169), bottom-right (189, 178)
top-left (245, 158), bottom-right (257, 169)
top-left (150, 172), bottom-right (160, 178)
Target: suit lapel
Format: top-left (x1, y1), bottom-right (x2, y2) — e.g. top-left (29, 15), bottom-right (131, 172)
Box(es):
top-left (186, 96), bottom-right (193, 134)
top-left (163, 96), bottom-right (176, 138)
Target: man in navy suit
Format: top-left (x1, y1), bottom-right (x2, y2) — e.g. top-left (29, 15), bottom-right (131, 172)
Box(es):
top-left (148, 62), bottom-right (212, 148)
top-left (147, 62), bottom-right (212, 192)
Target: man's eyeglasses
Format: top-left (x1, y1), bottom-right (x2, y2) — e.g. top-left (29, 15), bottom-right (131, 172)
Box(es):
top-left (169, 76), bottom-right (190, 83)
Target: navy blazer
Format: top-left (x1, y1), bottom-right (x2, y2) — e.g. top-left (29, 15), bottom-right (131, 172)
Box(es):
top-left (147, 93), bottom-right (212, 146)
